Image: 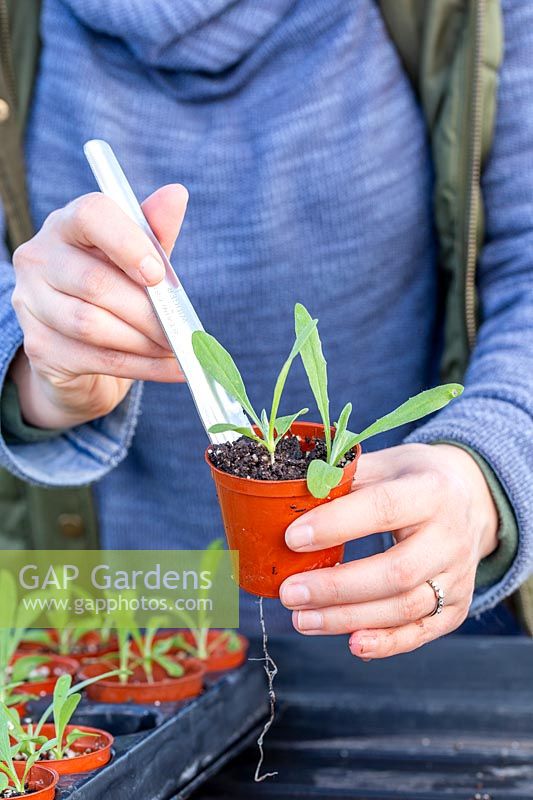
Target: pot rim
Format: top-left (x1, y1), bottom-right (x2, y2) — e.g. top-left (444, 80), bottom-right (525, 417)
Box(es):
top-left (20, 723), bottom-right (114, 756)
top-left (12, 653), bottom-right (79, 670)
top-left (205, 421), bottom-right (361, 489)
top-left (79, 657), bottom-right (205, 688)
top-left (12, 762), bottom-right (59, 795)
top-left (185, 630), bottom-right (248, 648)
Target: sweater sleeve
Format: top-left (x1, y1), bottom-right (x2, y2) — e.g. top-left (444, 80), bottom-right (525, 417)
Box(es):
top-left (0, 257), bottom-right (144, 487)
top-left (406, 0), bottom-right (533, 616)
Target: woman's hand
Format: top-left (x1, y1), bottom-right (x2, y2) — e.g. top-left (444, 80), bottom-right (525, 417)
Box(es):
top-left (10, 184), bottom-right (188, 430)
top-left (280, 443), bottom-right (499, 658)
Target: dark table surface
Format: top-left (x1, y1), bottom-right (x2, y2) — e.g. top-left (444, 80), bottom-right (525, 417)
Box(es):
top-left (189, 634), bottom-right (533, 800)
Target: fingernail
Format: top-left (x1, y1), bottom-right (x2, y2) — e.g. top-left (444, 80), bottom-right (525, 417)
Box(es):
top-left (349, 634), bottom-right (378, 655)
top-left (139, 254), bottom-right (164, 284)
top-left (297, 611), bottom-right (323, 631)
top-left (280, 582), bottom-right (311, 607)
top-left (285, 524), bottom-right (313, 550)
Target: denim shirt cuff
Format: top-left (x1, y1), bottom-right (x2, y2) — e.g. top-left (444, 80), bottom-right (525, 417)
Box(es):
top-left (0, 331), bottom-right (144, 487)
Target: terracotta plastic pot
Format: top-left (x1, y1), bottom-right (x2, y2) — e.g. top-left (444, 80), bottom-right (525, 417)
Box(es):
top-left (78, 657), bottom-right (205, 704)
top-left (206, 421), bottom-right (361, 597)
top-left (145, 630), bottom-right (248, 672)
top-left (18, 724), bottom-right (112, 775)
top-left (18, 630), bottom-right (118, 664)
top-left (12, 762), bottom-right (58, 800)
top-left (179, 631), bottom-right (249, 672)
top-left (11, 654), bottom-right (78, 697)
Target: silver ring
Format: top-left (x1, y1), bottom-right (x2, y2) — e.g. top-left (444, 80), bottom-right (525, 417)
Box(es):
top-left (426, 579), bottom-right (445, 616)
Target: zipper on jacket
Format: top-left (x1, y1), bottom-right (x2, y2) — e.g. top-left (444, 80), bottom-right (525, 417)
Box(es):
top-left (464, 0), bottom-right (485, 350)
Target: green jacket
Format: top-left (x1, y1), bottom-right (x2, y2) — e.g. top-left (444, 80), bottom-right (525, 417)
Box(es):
top-left (0, 0), bottom-right (531, 628)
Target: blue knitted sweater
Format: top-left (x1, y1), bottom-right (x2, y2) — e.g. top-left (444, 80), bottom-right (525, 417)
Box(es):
top-left (0, 0), bottom-right (531, 633)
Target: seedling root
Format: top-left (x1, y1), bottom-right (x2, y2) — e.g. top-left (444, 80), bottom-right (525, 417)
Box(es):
top-left (251, 597), bottom-right (278, 782)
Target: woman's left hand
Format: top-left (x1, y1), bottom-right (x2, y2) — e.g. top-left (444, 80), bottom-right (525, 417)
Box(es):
top-left (279, 443), bottom-right (499, 659)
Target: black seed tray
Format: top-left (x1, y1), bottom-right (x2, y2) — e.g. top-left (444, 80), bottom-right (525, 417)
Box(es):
top-left (26, 660), bottom-right (268, 800)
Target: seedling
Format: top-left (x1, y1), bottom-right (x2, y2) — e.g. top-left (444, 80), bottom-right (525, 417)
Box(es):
top-left (115, 628), bottom-right (131, 686)
top-left (21, 566), bottom-right (114, 657)
top-left (0, 713), bottom-right (54, 796)
top-left (132, 620), bottom-right (186, 683)
top-left (293, 303), bottom-right (463, 497)
top-left (192, 316), bottom-right (318, 463)
top-left (22, 626), bottom-right (96, 658)
top-left (0, 572), bottom-right (49, 710)
top-left (93, 590), bottom-right (185, 684)
top-left (106, 618), bottom-right (185, 684)
top-left (3, 670), bottom-right (122, 762)
top-left (169, 540), bottom-right (244, 661)
top-left (23, 585), bottom-right (114, 658)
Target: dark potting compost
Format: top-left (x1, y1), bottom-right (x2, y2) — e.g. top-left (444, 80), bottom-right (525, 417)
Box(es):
top-left (205, 422), bottom-right (360, 597)
top-left (207, 435), bottom-right (356, 481)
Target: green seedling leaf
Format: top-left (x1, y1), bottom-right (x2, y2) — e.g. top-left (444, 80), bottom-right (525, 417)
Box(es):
top-left (195, 309), bottom-right (316, 458)
top-left (153, 637), bottom-right (175, 656)
top-left (0, 765), bottom-right (12, 784)
top-left (294, 303), bottom-right (331, 459)
top-left (65, 729), bottom-right (97, 748)
top-left (192, 331), bottom-right (261, 427)
top-left (172, 606), bottom-right (198, 634)
top-left (330, 402), bottom-right (353, 466)
top-left (154, 655), bottom-right (184, 678)
top-left (52, 691), bottom-right (81, 759)
top-left (306, 459), bottom-right (343, 499)
top-left (208, 630), bottom-right (242, 654)
top-left (0, 766), bottom-right (19, 795)
top-left (33, 670), bottom-right (121, 740)
top-left (331, 384), bottom-right (464, 464)
top-left (197, 538), bottom-right (224, 631)
top-left (208, 423), bottom-right (263, 444)
top-left (11, 655), bottom-right (49, 685)
top-left (274, 409), bottom-right (308, 441)
top-left (260, 409), bottom-right (270, 439)
top-left (0, 703), bottom-right (21, 732)
top-left (116, 628), bottom-right (131, 684)
top-left (32, 736), bottom-right (58, 759)
top-left (169, 634), bottom-right (196, 656)
top-left (57, 693), bottom-right (81, 734)
top-left (20, 630), bottom-right (53, 647)
top-left (21, 735), bottom-right (48, 749)
top-left (51, 673), bottom-right (70, 715)
top-left (268, 317), bottom-right (317, 444)
top-left (51, 674), bottom-right (82, 758)
top-left (334, 402), bottom-right (352, 436)
top-left (4, 689), bottom-right (37, 707)
top-left (0, 714), bottom-right (11, 764)
top-left (146, 616), bottom-right (172, 637)
top-left (0, 773), bottom-right (8, 792)
top-left (62, 669), bottom-right (124, 699)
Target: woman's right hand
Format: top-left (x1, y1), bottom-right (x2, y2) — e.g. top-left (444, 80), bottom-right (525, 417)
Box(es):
top-left (9, 184), bottom-right (188, 430)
